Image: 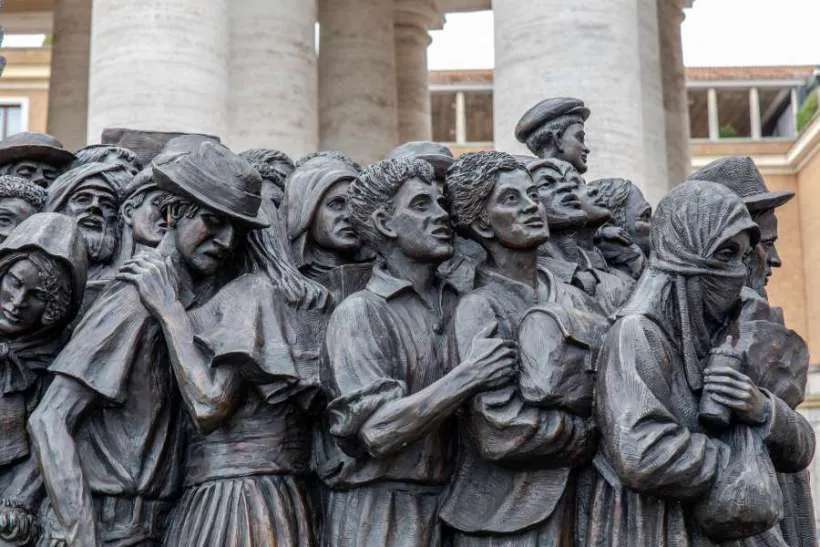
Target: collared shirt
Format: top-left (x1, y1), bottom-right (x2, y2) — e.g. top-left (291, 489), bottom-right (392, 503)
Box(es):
top-left (316, 262), bottom-right (459, 489)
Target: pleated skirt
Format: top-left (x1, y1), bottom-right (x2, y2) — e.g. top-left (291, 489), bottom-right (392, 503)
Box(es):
top-left (162, 474), bottom-right (316, 547)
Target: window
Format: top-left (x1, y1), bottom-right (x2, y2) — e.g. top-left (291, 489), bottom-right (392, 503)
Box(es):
top-left (0, 104), bottom-right (24, 140)
top-left (464, 91), bottom-right (493, 143)
top-left (431, 92), bottom-right (457, 143)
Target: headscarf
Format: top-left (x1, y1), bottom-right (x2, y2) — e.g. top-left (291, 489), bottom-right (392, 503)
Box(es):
top-left (621, 180), bottom-right (759, 391)
top-left (45, 161), bottom-right (130, 213)
top-left (282, 155), bottom-right (359, 268)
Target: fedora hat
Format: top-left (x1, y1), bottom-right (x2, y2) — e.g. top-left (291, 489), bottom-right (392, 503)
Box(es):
top-left (687, 156), bottom-right (793, 212)
top-left (386, 141), bottom-right (455, 180)
top-left (0, 132), bottom-right (76, 168)
top-left (153, 140), bottom-right (269, 228)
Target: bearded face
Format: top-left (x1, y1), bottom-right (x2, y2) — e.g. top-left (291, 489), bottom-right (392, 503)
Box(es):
top-left (60, 179), bottom-right (120, 265)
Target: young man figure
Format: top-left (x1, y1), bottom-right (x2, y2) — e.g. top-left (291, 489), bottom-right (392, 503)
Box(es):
top-left (28, 141), bottom-right (269, 546)
top-left (319, 157), bottom-right (516, 546)
top-left (438, 151), bottom-right (599, 546)
top-left (0, 132), bottom-right (76, 189)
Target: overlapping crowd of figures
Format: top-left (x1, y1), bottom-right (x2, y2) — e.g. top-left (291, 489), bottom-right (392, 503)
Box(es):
top-left (0, 96), bottom-right (813, 546)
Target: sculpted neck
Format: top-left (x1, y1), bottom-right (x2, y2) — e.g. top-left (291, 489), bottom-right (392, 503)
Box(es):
top-left (381, 246), bottom-right (441, 301)
top-left (482, 240), bottom-right (538, 288)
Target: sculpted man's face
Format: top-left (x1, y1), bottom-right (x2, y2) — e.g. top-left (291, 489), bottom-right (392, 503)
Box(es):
top-left (482, 169), bottom-right (549, 250)
top-left (531, 166), bottom-right (586, 230)
top-left (0, 259), bottom-right (48, 335)
top-left (383, 177), bottom-right (453, 262)
top-left (2, 161), bottom-right (61, 188)
top-left (175, 206), bottom-right (243, 277)
top-left (626, 186), bottom-right (652, 256)
top-left (62, 179), bottom-right (120, 264)
top-left (753, 209), bottom-right (781, 286)
top-left (310, 179), bottom-right (359, 253)
top-left (0, 198), bottom-right (38, 244)
top-left (557, 122), bottom-right (590, 174)
top-left (122, 189), bottom-right (166, 247)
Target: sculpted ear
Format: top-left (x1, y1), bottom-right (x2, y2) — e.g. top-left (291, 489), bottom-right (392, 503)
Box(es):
top-left (372, 207), bottom-right (397, 240)
top-left (120, 202), bottom-right (135, 227)
top-left (470, 218), bottom-right (494, 240)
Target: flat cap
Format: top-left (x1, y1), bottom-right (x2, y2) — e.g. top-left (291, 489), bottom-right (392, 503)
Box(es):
top-left (515, 97), bottom-right (590, 144)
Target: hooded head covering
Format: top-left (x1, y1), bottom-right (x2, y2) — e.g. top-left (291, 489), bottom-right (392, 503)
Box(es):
top-left (622, 180), bottom-right (759, 391)
top-left (45, 162), bottom-right (130, 213)
top-left (0, 213), bottom-right (87, 465)
top-left (283, 155), bottom-right (360, 268)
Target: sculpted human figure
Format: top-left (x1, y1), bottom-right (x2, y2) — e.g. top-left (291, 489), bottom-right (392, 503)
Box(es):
top-left (0, 133), bottom-right (76, 189)
top-left (588, 180), bottom-right (815, 546)
top-left (689, 156), bottom-right (816, 546)
top-left (45, 162), bottom-right (131, 283)
top-left (27, 142), bottom-right (263, 546)
top-left (117, 168), bottom-right (167, 261)
top-left (240, 148), bottom-right (295, 208)
top-left (515, 97), bottom-right (590, 175)
top-left (0, 213), bottom-right (86, 547)
top-left (0, 176), bottom-right (47, 244)
top-left (72, 145), bottom-right (142, 176)
top-left (527, 157), bottom-right (630, 314)
top-left (437, 151), bottom-right (600, 546)
top-left (584, 177), bottom-right (651, 279)
top-left (318, 157), bottom-right (516, 546)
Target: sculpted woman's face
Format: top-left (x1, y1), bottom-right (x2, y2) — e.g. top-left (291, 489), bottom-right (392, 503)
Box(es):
top-left (310, 180), bottom-right (359, 252)
top-left (702, 230), bottom-right (752, 325)
top-left (0, 259), bottom-right (48, 335)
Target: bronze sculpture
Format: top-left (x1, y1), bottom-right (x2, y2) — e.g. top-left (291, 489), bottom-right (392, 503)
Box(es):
top-left (318, 157), bottom-right (516, 546)
top-left (72, 145), bottom-right (142, 176)
top-left (0, 213), bottom-right (86, 547)
top-left (240, 148), bottom-right (295, 209)
top-left (437, 151), bottom-right (600, 546)
top-left (0, 176), bottom-right (47, 244)
top-left (588, 180), bottom-right (815, 546)
top-left (0, 133), bottom-right (76, 189)
top-left (515, 97), bottom-right (590, 175)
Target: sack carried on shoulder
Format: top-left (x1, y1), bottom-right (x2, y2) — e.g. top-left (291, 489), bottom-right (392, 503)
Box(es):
top-left (693, 425), bottom-right (783, 541)
top-left (517, 305), bottom-right (609, 417)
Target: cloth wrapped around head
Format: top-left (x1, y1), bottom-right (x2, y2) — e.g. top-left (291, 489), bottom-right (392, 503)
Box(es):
top-left (623, 180), bottom-right (759, 391)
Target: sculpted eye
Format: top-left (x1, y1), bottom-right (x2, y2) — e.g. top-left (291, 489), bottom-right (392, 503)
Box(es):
top-left (714, 244), bottom-right (739, 262)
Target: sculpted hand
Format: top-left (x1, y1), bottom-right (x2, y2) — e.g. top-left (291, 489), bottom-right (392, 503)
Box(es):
top-left (463, 321), bottom-right (518, 390)
top-left (0, 505), bottom-right (38, 546)
top-left (115, 255), bottom-right (179, 317)
top-left (704, 365), bottom-right (771, 425)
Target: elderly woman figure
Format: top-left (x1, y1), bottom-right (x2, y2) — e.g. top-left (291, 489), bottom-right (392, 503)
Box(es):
top-left (0, 213), bottom-right (86, 546)
top-left (586, 180), bottom-right (815, 546)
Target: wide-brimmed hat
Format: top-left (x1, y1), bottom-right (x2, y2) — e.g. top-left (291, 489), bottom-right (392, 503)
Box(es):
top-left (153, 140), bottom-right (269, 228)
top-left (515, 97), bottom-right (590, 145)
top-left (101, 128), bottom-right (220, 170)
top-left (687, 156), bottom-right (793, 212)
top-left (0, 132), bottom-right (76, 168)
top-left (386, 141), bottom-right (455, 180)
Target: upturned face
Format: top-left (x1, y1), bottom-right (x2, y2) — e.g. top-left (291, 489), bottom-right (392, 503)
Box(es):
top-left (531, 166), bottom-right (587, 229)
top-left (557, 122), bottom-right (590, 174)
top-left (174, 206), bottom-right (244, 277)
top-left (0, 259), bottom-right (48, 335)
top-left (482, 169), bottom-right (549, 250)
top-left (626, 186), bottom-right (652, 256)
top-left (753, 209), bottom-right (781, 287)
top-left (124, 189), bottom-right (167, 247)
top-left (310, 179), bottom-right (359, 253)
top-left (4, 161), bottom-right (61, 189)
top-left (384, 177), bottom-right (453, 262)
top-left (0, 198), bottom-right (38, 244)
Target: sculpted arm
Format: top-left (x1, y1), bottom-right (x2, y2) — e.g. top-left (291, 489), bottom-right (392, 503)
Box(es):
top-left (28, 376), bottom-right (98, 546)
top-left (325, 297), bottom-right (515, 459)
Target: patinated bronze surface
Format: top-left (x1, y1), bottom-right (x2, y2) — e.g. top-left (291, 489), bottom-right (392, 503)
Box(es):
top-left (0, 101), bottom-right (807, 547)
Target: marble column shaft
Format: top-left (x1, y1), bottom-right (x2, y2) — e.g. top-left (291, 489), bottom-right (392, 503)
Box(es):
top-left (394, 2), bottom-right (436, 143)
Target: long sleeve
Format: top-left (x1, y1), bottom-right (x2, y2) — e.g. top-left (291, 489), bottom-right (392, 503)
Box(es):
top-left (762, 393), bottom-right (815, 473)
top-left (596, 315), bottom-right (730, 500)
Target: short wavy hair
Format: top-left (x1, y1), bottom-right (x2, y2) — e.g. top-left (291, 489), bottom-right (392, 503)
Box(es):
top-left (239, 148), bottom-right (295, 190)
top-left (446, 151), bottom-right (526, 230)
top-left (0, 175), bottom-right (47, 210)
top-left (73, 145), bottom-right (141, 174)
top-left (525, 115), bottom-right (585, 157)
top-left (348, 158), bottom-right (434, 248)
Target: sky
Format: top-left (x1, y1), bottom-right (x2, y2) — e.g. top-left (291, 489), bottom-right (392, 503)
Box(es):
top-left (428, 0), bottom-right (820, 70)
top-left (3, 0), bottom-right (818, 69)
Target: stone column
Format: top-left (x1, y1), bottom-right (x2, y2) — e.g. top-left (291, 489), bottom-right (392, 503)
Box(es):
top-left (657, 0), bottom-right (692, 185)
top-left (394, 1), bottom-right (440, 143)
top-left (47, 0), bottom-right (92, 150)
top-left (226, 0), bottom-right (318, 158)
top-left (493, 0), bottom-right (669, 205)
top-left (318, 0), bottom-right (398, 163)
top-left (87, 0), bottom-right (229, 143)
